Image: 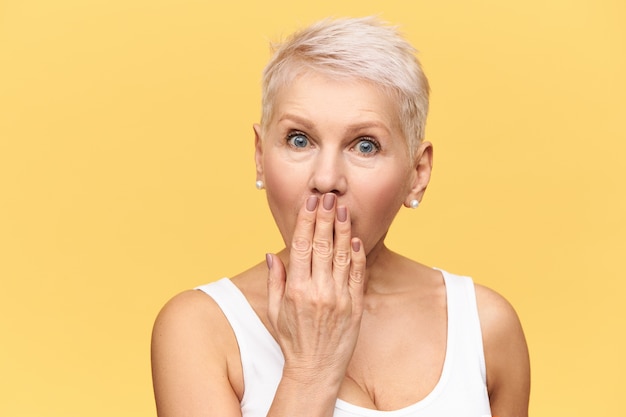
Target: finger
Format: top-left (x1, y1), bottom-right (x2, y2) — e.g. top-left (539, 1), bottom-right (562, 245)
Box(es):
top-left (266, 253), bottom-right (286, 325)
top-left (311, 193), bottom-right (336, 281)
top-left (348, 238), bottom-right (366, 314)
top-left (332, 205), bottom-right (352, 280)
top-left (288, 195), bottom-right (318, 283)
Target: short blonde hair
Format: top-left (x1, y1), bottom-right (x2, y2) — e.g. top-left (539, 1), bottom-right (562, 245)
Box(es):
top-left (260, 16), bottom-right (430, 158)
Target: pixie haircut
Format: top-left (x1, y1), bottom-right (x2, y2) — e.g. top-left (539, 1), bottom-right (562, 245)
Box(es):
top-left (260, 16), bottom-right (430, 159)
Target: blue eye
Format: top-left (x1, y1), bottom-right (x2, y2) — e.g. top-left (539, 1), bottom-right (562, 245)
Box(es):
top-left (355, 139), bottom-right (379, 155)
top-left (287, 132), bottom-right (309, 148)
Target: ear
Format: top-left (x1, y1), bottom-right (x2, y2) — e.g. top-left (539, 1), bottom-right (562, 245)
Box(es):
top-left (404, 141), bottom-right (434, 208)
top-left (253, 123), bottom-right (264, 182)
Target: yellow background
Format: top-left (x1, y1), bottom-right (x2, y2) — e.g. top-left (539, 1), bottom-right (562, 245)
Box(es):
top-left (1, 0), bottom-right (624, 415)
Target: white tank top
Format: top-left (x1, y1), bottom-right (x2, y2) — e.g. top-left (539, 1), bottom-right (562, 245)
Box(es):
top-left (196, 269), bottom-right (492, 417)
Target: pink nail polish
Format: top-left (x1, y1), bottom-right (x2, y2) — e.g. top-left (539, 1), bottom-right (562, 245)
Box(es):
top-left (265, 253), bottom-right (273, 269)
top-left (306, 196), bottom-right (318, 212)
top-left (323, 193), bottom-right (335, 210)
top-left (337, 206), bottom-right (347, 222)
top-left (351, 240), bottom-right (361, 252)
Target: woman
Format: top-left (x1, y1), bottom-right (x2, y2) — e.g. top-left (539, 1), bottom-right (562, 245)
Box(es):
top-left (151, 17), bottom-right (530, 417)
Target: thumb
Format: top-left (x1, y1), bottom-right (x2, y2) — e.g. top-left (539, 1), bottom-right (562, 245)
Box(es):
top-left (266, 253), bottom-right (286, 323)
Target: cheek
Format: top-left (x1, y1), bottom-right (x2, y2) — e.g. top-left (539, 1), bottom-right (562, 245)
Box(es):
top-left (350, 172), bottom-right (410, 241)
top-left (263, 155), bottom-right (305, 206)
top-left (356, 168), bottom-right (409, 211)
top-left (262, 157), bottom-right (307, 244)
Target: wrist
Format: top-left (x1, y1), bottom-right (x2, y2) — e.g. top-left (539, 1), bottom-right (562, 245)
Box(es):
top-left (270, 370), bottom-right (341, 417)
top-left (281, 363), bottom-right (344, 397)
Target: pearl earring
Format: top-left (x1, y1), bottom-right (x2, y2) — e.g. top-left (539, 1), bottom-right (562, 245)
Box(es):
top-left (410, 199), bottom-right (419, 209)
top-left (255, 180), bottom-right (264, 190)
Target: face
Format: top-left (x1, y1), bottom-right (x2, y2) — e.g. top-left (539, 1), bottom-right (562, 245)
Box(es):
top-left (255, 71), bottom-right (431, 255)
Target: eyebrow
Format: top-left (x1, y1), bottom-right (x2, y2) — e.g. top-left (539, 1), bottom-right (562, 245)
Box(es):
top-left (277, 113), bottom-right (392, 135)
top-left (277, 114), bottom-right (315, 130)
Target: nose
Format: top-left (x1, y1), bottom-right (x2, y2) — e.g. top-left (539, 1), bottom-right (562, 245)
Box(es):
top-left (309, 148), bottom-right (347, 196)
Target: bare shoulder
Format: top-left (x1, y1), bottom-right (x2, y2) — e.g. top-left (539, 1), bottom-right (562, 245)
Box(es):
top-left (151, 288), bottom-right (243, 417)
top-left (154, 289), bottom-right (216, 327)
top-left (152, 289), bottom-right (237, 358)
top-left (474, 284), bottom-right (530, 417)
top-left (474, 284), bottom-right (522, 334)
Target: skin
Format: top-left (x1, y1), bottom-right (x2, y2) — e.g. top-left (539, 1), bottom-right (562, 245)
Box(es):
top-left (151, 71), bottom-right (530, 417)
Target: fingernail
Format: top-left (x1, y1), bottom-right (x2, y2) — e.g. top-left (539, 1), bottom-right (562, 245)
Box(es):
top-left (351, 239), bottom-right (361, 252)
top-left (306, 196), bottom-right (318, 212)
top-left (337, 206), bottom-right (347, 222)
top-left (323, 193), bottom-right (335, 210)
top-left (265, 253), bottom-right (273, 270)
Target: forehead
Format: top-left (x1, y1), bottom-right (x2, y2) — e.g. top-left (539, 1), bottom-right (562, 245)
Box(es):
top-left (271, 71), bottom-right (402, 131)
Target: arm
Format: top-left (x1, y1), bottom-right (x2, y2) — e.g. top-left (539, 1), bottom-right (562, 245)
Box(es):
top-left (265, 194), bottom-right (366, 416)
top-left (151, 194), bottom-right (366, 417)
top-left (476, 285), bottom-right (531, 417)
top-left (151, 290), bottom-right (243, 417)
